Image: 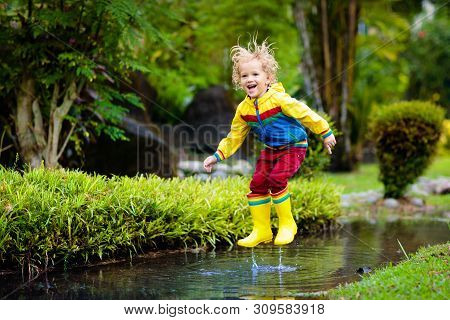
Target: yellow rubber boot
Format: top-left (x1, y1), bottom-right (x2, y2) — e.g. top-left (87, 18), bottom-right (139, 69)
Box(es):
top-left (272, 188), bottom-right (297, 245)
top-left (237, 194), bottom-right (273, 247)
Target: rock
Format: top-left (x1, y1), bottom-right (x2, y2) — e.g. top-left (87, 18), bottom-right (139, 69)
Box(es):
top-left (83, 116), bottom-right (178, 178)
top-left (417, 176), bottom-right (429, 183)
top-left (386, 215), bottom-right (400, 223)
top-left (356, 266), bottom-right (372, 274)
top-left (364, 191), bottom-right (383, 204)
top-left (216, 163), bottom-right (231, 173)
top-left (212, 170), bottom-right (228, 179)
top-left (178, 160), bottom-right (204, 173)
top-left (193, 173), bottom-right (210, 181)
top-left (408, 184), bottom-right (430, 196)
top-left (410, 197), bottom-right (424, 207)
top-left (340, 190), bottom-right (382, 207)
top-left (435, 180), bottom-right (450, 194)
top-left (383, 198), bottom-right (400, 208)
top-left (341, 194), bottom-right (351, 201)
top-left (177, 170), bottom-right (185, 179)
top-left (231, 160), bottom-right (253, 175)
top-left (341, 194), bottom-right (352, 208)
top-left (180, 85), bottom-right (253, 157)
top-left (411, 177), bottom-right (450, 195)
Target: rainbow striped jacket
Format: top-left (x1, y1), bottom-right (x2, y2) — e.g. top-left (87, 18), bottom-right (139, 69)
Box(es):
top-left (214, 83), bottom-right (332, 162)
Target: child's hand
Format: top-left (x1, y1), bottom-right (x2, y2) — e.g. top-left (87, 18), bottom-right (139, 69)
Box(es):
top-left (323, 134), bottom-right (337, 155)
top-left (203, 155), bottom-right (218, 173)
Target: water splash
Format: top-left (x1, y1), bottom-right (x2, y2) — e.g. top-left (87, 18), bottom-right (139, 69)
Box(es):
top-left (251, 247), bottom-right (297, 273)
top-left (251, 248), bottom-right (259, 270)
top-left (279, 247), bottom-right (282, 267)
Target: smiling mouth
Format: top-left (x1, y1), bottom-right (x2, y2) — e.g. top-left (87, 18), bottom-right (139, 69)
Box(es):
top-left (247, 84), bottom-right (257, 90)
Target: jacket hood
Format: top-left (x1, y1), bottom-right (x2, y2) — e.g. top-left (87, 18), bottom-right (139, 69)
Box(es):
top-left (270, 82), bottom-right (285, 93)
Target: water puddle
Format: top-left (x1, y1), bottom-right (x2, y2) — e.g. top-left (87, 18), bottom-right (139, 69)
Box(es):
top-left (1, 217), bottom-right (448, 299)
top-left (251, 248), bottom-right (298, 273)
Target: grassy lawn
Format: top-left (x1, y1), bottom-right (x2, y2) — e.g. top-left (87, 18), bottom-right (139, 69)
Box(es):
top-left (319, 155), bottom-right (450, 194)
top-left (328, 242), bottom-right (450, 299)
top-left (319, 162), bottom-right (383, 193)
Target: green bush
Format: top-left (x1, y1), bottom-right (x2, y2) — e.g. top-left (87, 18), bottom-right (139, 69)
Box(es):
top-left (299, 113), bottom-right (340, 178)
top-left (0, 167), bottom-right (341, 272)
top-left (437, 119), bottom-right (450, 156)
top-left (369, 101), bottom-right (444, 198)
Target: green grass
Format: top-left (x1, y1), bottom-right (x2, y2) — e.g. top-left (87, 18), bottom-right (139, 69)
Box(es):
top-left (320, 155), bottom-right (450, 194)
top-left (319, 162), bottom-right (382, 193)
top-left (426, 194), bottom-right (450, 211)
top-left (424, 155), bottom-right (450, 178)
top-left (328, 242), bottom-right (450, 299)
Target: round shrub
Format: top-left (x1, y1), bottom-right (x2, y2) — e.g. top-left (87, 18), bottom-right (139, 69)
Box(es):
top-left (299, 113), bottom-right (339, 178)
top-left (437, 119), bottom-right (450, 155)
top-left (369, 101), bottom-right (445, 198)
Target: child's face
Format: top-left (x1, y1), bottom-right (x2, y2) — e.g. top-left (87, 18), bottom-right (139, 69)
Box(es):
top-left (239, 59), bottom-right (271, 99)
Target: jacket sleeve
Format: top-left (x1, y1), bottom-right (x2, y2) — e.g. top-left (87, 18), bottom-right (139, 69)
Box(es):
top-left (277, 92), bottom-right (333, 139)
top-left (214, 106), bottom-right (250, 162)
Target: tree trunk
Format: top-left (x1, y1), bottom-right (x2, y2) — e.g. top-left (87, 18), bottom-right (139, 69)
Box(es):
top-left (294, 2), bottom-right (324, 112)
top-left (293, 0), bottom-right (360, 171)
top-left (320, 0), bottom-right (333, 113)
top-left (44, 81), bottom-right (78, 168)
top-left (331, 3), bottom-right (353, 171)
top-left (15, 77), bottom-right (78, 168)
top-left (15, 75), bottom-right (43, 168)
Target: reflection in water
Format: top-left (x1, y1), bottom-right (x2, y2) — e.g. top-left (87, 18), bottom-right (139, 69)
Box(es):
top-left (1, 217), bottom-right (449, 299)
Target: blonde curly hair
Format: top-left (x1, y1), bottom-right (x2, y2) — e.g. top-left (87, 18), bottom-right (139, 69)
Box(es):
top-left (230, 38), bottom-right (279, 90)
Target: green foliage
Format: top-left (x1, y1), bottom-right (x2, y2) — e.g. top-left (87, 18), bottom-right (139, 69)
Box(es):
top-left (321, 155), bottom-right (449, 195)
top-left (437, 119), bottom-right (450, 156)
top-left (0, 167), bottom-right (341, 271)
top-left (369, 101), bottom-right (445, 198)
top-left (299, 113), bottom-right (340, 178)
top-left (0, 0), bottom-right (158, 158)
top-left (136, 0), bottom-right (301, 120)
top-left (328, 242), bottom-right (450, 299)
top-left (319, 162), bottom-right (383, 194)
top-left (352, 4), bottom-right (410, 147)
top-left (407, 14), bottom-right (450, 114)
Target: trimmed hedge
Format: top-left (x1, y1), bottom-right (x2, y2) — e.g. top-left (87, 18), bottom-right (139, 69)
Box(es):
top-left (0, 167), bottom-right (341, 272)
top-left (369, 101), bottom-right (444, 198)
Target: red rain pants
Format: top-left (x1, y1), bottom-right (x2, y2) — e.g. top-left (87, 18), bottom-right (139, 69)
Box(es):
top-left (249, 147), bottom-right (307, 195)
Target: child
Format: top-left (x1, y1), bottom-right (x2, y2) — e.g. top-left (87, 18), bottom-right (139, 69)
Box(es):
top-left (203, 39), bottom-right (336, 247)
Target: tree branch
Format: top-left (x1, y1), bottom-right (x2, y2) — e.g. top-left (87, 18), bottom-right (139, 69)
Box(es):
top-left (31, 98), bottom-right (47, 149)
top-left (46, 83), bottom-right (59, 160)
top-left (50, 83), bottom-right (59, 113)
top-left (48, 81), bottom-right (77, 167)
top-left (294, 2), bottom-right (324, 112)
top-left (56, 81), bottom-right (77, 118)
top-left (28, 0), bottom-right (33, 20)
top-left (321, 0), bottom-right (332, 109)
top-left (57, 122), bottom-right (76, 160)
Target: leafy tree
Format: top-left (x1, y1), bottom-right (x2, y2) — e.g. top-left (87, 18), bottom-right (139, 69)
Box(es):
top-left (0, 0), bottom-right (157, 168)
top-left (406, 13), bottom-right (450, 114)
top-left (350, 1), bottom-right (449, 162)
top-left (351, 2), bottom-right (410, 162)
top-left (294, 0), bottom-right (360, 171)
top-left (136, 0), bottom-right (302, 122)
